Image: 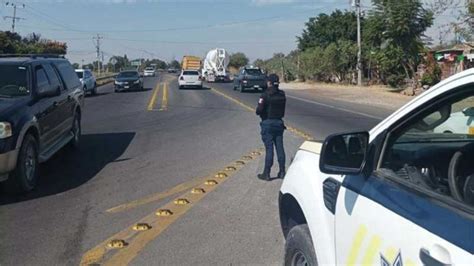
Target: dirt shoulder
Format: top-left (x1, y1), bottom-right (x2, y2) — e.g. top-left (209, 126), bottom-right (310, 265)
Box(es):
top-left (280, 82), bottom-right (414, 110)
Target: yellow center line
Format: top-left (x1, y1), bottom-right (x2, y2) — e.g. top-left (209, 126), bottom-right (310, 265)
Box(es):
top-left (159, 82), bottom-right (168, 111)
top-left (80, 149), bottom-right (263, 266)
top-left (105, 177), bottom-right (207, 214)
top-left (147, 83), bottom-right (161, 111)
top-left (210, 87), bottom-right (314, 141)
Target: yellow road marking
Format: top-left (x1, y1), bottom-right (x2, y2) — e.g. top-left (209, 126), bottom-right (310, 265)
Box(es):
top-left (105, 177), bottom-right (207, 214)
top-left (383, 247), bottom-right (398, 264)
top-left (210, 87), bottom-right (313, 141)
top-left (159, 82), bottom-right (168, 111)
top-left (361, 235), bottom-right (382, 265)
top-left (147, 83), bottom-right (161, 111)
top-left (346, 224), bottom-right (368, 265)
top-left (80, 149), bottom-right (263, 266)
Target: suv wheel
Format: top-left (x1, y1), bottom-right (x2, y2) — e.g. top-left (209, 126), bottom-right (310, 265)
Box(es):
top-left (284, 225), bottom-right (317, 266)
top-left (69, 113), bottom-right (81, 149)
top-left (7, 134), bottom-right (39, 193)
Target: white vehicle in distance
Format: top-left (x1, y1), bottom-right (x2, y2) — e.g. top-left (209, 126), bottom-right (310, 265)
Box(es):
top-left (75, 69), bottom-right (97, 95)
top-left (279, 68), bottom-right (474, 265)
top-left (143, 66), bottom-right (156, 77)
top-left (434, 107), bottom-right (474, 134)
top-left (178, 70), bottom-right (203, 89)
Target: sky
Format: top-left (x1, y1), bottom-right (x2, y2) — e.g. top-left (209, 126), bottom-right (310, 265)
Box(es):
top-left (0, 0), bottom-right (464, 64)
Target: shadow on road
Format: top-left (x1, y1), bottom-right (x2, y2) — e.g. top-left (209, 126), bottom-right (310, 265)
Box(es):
top-left (179, 86), bottom-right (211, 90)
top-left (0, 132), bottom-right (135, 205)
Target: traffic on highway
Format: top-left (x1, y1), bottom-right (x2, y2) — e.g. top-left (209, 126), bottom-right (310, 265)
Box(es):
top-left (0, 1), bottom-right (473, 266)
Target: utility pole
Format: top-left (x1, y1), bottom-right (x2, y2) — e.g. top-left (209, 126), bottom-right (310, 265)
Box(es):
top-left (4, 2), bottom-right (25, 33)
top-left (355, 0), bottom-right (362, 86)
top-left (93, 34), bottom-right (103, 76)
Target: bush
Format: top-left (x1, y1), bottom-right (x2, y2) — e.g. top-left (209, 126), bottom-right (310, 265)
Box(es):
top-left (387, 74), bottom-right (405, 88)
top-left (420, 65), bottom-right (441, 87)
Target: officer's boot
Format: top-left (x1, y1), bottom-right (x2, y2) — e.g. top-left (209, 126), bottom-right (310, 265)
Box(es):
top-left (277, 167), bottom-right (286, 179)
top-left (258, 169), bottom-right (270, 181)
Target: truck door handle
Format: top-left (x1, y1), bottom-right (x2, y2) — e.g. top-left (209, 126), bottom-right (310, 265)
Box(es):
top-left (419, 248), bottom-right (451, 266)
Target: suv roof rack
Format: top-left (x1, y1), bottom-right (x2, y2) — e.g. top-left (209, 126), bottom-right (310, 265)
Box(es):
top-left (0, 54), bottom-right (65, 59)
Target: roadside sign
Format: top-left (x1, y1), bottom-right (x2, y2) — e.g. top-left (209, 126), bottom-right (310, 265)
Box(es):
top-left (110, 58), bottom-right (117, 65)
top-left (131, 60), bottom-right (141, 66)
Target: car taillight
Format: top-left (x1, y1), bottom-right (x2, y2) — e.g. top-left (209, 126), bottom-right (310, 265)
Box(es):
top-left (180, 76), bottom-right (184, 80)
top-left (243, 79), bottom-right (248, 83)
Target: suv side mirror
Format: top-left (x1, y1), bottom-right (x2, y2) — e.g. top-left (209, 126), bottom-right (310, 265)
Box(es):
top-left (37, 84), bottom-right (58, 98)
top-left (319, 131), bottom-right (369, 175)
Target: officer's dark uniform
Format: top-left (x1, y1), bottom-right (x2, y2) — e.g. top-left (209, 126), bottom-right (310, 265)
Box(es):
top-left (256, 74), bottom-right (286, 180)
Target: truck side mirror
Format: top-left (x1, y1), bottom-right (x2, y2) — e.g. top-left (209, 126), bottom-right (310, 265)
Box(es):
top-left (319, 131), bottom-right (369, 175)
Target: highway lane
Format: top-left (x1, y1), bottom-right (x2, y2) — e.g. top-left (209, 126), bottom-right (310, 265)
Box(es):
top-left (0, 73), bottom-right (391, 265)
top-left (210, 82), bottom-right (389, 140)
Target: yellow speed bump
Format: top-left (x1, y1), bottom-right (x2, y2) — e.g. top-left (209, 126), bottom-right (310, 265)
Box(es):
top-left (215, 172), bottom-right (228, 178)
top-left (191, 188), bottom-right (206, 194)
top-left (132, 223), bottom-right (152, 231)
top-left (156, 209), bottom-right (173, 217)
top-left (205, 179), bottom-right (218, 185)
top-left (107, 239), bottom-right (128, 249)
top-left (235, 160), bottom-right (245, 165)
top-left (242, 155), bottom-right (253, 160)
top-left (225, 166), bottom-right (237, 171)
top-left (174, 198), bottom-right (190, 205)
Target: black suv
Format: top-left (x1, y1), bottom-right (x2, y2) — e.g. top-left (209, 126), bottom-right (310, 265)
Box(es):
top-left (0, 55), bottom-right (84, 193)
top-left (233, 66), bottom-right (267, 93)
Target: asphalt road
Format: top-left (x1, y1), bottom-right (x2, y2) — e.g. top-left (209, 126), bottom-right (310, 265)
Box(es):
top-left (0, 74), bottom-right (389, 265)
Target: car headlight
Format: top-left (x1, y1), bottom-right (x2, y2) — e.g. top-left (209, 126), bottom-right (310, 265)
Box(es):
top-left (0, 122), bottom-right (12, 139)
top-left (114, 80), bottom-right (121, 85)
top-left (133, 80), bottom-right (140, 84)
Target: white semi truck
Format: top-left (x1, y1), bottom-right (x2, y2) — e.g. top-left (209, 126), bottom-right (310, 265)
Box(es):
top-left (203, 48), bottom-right (230, 82)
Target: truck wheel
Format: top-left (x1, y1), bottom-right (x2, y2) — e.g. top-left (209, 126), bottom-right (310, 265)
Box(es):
top-left (239, 84), bottom-right (244, 93)
top-left (92, 83), bottom-right (98, 95)
top-left (69, 112), bottom-right (81, 149)
top-left (7, 134), bottom-right (39, 193)
top-left (284, 225), bottom-right (317, 266)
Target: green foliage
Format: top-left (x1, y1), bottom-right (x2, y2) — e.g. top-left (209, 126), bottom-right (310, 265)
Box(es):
top-left (229, 52), bottom-right (249, 69)
top-left (72, 63), bottom-right (80, 69)
top-left (168, 60), bottom-right (181, 69)
top-left (0, 31), bottom-right (67, 55)
top-left (298, 10), bottom-right (358, 51)
top-left (144, 58), bottom-right (167, 69)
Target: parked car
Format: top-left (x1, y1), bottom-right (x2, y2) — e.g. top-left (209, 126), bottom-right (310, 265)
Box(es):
top-left (168, 68), bottom-right (177, 74)
top-left (75, 69), bottom-right (97, 95)
top-left (114, 70), bottom-right (143, 92)
top-left (279, 68), bottom-right (474, 265)
top-left (233, 66), bottom-right (266, 92)
top-left (178, 70), bottom-right (203, 89)
top-left (143, 67), bottom-right (156, 77)
top-left (0, 55), bottom-right (84, 193)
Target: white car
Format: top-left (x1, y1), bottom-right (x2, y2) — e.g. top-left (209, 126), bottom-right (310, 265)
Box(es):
top-left (279, 69), bottom-right (474, 266)
top-left (144, 67), bottom-right (156, 77)
top-left (75, 69), bottom-right (97, 95)
top-left (178, 70), bottom-right (203, 89)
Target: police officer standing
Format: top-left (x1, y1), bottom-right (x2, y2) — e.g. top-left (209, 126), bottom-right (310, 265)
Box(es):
top-left (256, 73), bottom-right (286, 181)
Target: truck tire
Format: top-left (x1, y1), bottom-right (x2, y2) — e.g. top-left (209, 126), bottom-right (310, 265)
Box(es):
top-left (69, 112), bottom-right (81, 149)
top-left (6, 134), bottom-right (39, 193)
top-left (284, 224), bottom-right (318, 266)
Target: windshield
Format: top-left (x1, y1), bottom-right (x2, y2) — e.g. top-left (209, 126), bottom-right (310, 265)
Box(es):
top-left (76, 71), bottom-right (83, 78)
top-left (145, 67), bottom-right (154, 71)
top-left (245, 69), bottom-right (262, 75)
top-left (118, 71), bottom-right (139, 78)
top-left (183, 71), bottom-right (199, 75)
top-left (0, 65), bottom-right (29, 97)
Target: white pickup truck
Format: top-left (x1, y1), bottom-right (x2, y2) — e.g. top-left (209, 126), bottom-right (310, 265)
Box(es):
top-left (279, 69), bottom-right (474, 266)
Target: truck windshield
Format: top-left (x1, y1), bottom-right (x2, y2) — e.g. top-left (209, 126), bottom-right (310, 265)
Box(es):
top-left (245, 69), bottom-right (262, 75)
top-left (76, 71), bottom-right (84, 78)
top-left (0, 65), bottom-right (29, 97)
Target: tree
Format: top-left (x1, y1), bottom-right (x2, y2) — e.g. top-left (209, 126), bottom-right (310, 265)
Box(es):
top-left (0, 31), bottom-right (67, 55)
top-left (229, 52), bottom-right (249, 69)
top-left (72, 63), bottom-right (80, 69)
top-left (168, 60), bottom-right (181, 69)
top-left (364, 0), bottom-right (433, 87)
top-left (297, 10), bottom-right (358, 51)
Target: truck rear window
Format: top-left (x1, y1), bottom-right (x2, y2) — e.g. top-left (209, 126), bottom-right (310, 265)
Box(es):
top-left (245, 69), bottom-right (263, 75)
top-left (0, 65), bottom-right (29, 97)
